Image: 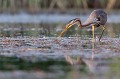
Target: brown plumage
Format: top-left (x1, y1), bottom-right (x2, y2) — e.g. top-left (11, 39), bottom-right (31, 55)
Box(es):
top-left (83, 9), bottom-right (107, 27)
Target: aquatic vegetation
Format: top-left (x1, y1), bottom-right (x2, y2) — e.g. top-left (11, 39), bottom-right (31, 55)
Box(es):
top-left (0, 0), bottom-right (120, 13)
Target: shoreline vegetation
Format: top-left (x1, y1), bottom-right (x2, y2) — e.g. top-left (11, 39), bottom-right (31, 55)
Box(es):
top-left (0, 0), bottom-right (120, 13)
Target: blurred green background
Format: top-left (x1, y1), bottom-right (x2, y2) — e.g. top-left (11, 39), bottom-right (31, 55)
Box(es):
top-left (0, 0), bottom-right (119, 13)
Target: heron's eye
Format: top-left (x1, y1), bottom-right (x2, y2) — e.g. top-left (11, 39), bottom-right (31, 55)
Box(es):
top-left (69, 20), bottom-right (75, 23)
top-left (97, 17), bottom-right (100, 21)
top-left (69, 18), bottom-right (79, 24)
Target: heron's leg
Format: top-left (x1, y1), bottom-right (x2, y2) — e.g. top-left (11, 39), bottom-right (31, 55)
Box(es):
top-left (92, 25), bottom-right (95, 42)
top-left (99, 26), bottom-right (105, 41)
top-left (92, 25), bottom-right (95, 58)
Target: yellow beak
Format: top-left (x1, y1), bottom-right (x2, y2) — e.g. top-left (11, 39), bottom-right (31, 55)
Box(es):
top-left (58, 23), bottom-right (73, 37)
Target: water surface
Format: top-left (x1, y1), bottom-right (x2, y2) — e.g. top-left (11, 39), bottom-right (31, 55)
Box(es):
top-left (0, 13), bottom-right (120, 23)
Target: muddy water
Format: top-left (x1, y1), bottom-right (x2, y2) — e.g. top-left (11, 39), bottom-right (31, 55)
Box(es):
top-left (0, 13), bottom-right (120, 79)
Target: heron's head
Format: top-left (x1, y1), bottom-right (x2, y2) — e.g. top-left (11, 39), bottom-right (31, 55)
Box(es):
top-left (58, 18), bottom-right (82, 37)
top-left (68, 18), bottom-right (82, 28)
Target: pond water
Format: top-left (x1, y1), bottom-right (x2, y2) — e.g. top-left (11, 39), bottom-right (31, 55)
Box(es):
top-left (0, 13), bottom-right (120, 79)
top-left (0, 12), bottom-right (120, 23)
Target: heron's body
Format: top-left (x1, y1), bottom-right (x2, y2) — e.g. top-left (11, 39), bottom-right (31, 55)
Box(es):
top-left (83, 9), bottom-right (107, 27)
top-left (58, 9), bottom-right (107, 41)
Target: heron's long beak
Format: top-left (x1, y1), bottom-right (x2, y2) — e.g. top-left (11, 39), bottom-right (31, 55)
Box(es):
top-left (58, 23), bottom-right (74, 37)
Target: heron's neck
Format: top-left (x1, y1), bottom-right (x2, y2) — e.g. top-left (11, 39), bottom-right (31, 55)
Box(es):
top-left (76, 19), bottom-right (95, 28)
top-left (82, 21), bottom-right (99, 27)
top-left (82, 23), bottom-right (91, 27)
top-left (77, 18), bottom-right (99, 27)
top-left (76, 19), bottom-right (83, 28)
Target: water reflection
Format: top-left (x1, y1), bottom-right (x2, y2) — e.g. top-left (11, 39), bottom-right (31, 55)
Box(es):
top-left (65, 55), bottom-right (103, 73)
top-left (0, 53), bottom-right (119, 79)
top-left (64, 55), bottom-right (115, 79)
top-left (0, 36), bottom-right (120, 79)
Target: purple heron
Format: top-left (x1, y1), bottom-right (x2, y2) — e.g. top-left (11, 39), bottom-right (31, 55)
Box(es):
top-left (58, 9), bottom-right (107, 41)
